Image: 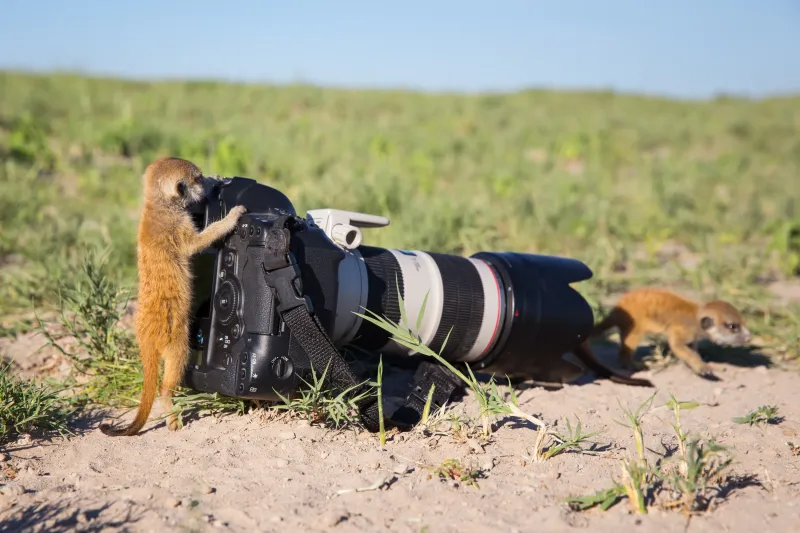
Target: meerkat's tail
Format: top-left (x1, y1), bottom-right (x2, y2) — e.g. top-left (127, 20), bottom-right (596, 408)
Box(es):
top-left (99, 342), bottom-right (160, 436)
top-left (571, 341), bottom-right (654, 387)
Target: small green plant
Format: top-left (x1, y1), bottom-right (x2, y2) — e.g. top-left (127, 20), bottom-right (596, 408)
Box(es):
top-left (657, 437), bottom-right (734, 513)
top-left (666, 393), bottom-right (701, 473)
top-left (611, 391), bottom-right (658, 514)
top-left (732, 405), bottom-right (782, 426)
top-left (537, 416), bottom-right (605, 461)
top-left (429, 458), bottom-right (482, 489)
top-left (419, 382), bottom-right (436, 426)
top-left (786, 442), bottom-right (799, 456)
top-left (619, 457), bottom-right (651, 514)
top-left (614, 390), bottom-right (658, 462)
top-left (567, 391), bottom-right (741, 516)
top-left (566, 485), bottom-right (626, 511)
top-left (0, 363), bottom-right (73, 444)
top-left (273, 359), bottom-right (373, 429)
top-left (377, 354), bottom-right (386, 446)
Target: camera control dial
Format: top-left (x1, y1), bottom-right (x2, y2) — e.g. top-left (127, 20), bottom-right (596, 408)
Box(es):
top-left (214, 278), bottom-right (242, 325)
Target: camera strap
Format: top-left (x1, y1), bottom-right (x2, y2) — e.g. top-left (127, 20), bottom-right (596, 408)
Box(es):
top-left (261, 216), bottom-right (462, 433)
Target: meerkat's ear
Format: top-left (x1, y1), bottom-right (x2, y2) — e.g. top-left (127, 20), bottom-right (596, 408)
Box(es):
top-left (700, 316), bottom-right (714, 330)
top-left (176, 181), bottom-right (187, 198)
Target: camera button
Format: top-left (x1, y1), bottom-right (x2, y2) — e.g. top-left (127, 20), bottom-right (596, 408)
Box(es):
top-left (240, 352), bottom-right (249, 364)
top-left (225, 252), bottom-right (235, 267)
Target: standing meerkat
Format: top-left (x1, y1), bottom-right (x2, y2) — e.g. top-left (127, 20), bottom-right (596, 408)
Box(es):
top-left (572, 287), bottom-right (752, 381)
top-left (100, 157), bottom-right (246, 436)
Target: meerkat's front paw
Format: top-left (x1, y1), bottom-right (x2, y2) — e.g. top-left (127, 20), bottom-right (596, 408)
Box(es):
top-left (221, 205), bottom-right (247, 232)
top-left (695, 363), bottom-right (720, 382)
top-left (229, 205), bottom-right (247, 219)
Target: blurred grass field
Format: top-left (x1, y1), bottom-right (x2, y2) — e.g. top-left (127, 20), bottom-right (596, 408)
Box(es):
top-left (0, 70), bottom-right (798, 362)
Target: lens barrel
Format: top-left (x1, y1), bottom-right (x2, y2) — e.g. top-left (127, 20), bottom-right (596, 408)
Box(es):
top-left (338, 246), bottom-right (595, 378)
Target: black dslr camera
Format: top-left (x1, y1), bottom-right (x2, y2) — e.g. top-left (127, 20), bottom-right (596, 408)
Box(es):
top-left (184, 176), bottom-right (595, 426)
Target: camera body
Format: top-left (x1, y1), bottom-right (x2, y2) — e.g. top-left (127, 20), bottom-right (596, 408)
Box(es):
top-left (185, 177), bottom-right (352, 400)
top-left (184, 175), bottom-right (597, 403)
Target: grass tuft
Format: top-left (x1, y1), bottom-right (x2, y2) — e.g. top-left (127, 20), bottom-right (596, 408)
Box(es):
top-left (0, 362), bottom-right (73, 444)
top-left (273, 359), bottom-right (373, 430)
top-left (537, 417), bottom-right (606, 461)
top-left (732, 405), bottom-right (783, 426)
top-left (33, 248), bottom-right (142, 409)
top-left (567, 391), bottom-right (742, 516)
top-left (428, 458), bottom-right (483, 489)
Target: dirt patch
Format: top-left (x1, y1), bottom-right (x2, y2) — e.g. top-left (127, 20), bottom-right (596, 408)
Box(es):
top-left (1, 335), bottom-right (799, 532)
top-left (0, 329), bottom-right (71, 382)
top-left (768, 279), bottom-right (800, 306)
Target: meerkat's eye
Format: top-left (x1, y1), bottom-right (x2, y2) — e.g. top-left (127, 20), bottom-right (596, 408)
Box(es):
top-left (725, 322), bottom-right (740, 332)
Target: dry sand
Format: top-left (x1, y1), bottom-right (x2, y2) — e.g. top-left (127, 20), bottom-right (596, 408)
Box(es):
top-left (1, 327), bottom-right (799, 533)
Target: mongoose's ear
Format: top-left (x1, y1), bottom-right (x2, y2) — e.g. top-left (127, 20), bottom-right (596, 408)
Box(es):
top-left (700, 316), bottom-right (714, 330)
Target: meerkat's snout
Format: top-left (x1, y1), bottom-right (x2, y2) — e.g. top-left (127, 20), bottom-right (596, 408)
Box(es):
top-left (177, 176), bottom-right (206, 207)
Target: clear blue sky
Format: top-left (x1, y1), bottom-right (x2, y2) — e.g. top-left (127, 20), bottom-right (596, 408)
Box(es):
top-left (1, 0), bottom-right (798, 99)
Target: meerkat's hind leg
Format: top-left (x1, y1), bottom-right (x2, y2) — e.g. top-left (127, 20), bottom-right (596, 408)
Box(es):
top-left (158, 339), bottom-right (191, 431)
top-left (617, 325), bottom-right (646, 371)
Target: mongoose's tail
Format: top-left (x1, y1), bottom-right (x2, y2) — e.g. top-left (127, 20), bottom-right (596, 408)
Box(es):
top-left (99, 342), bottom-right (159, 436)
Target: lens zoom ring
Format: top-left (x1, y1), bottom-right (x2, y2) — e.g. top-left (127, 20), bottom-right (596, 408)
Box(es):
top-left (427, 253), bottom-right (484, 360)
top-left (355, 246), bottom-right (404, 350)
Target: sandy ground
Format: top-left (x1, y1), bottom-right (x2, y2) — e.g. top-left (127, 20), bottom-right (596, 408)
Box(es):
top-left (1, 324), bottom-right (799, 533)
